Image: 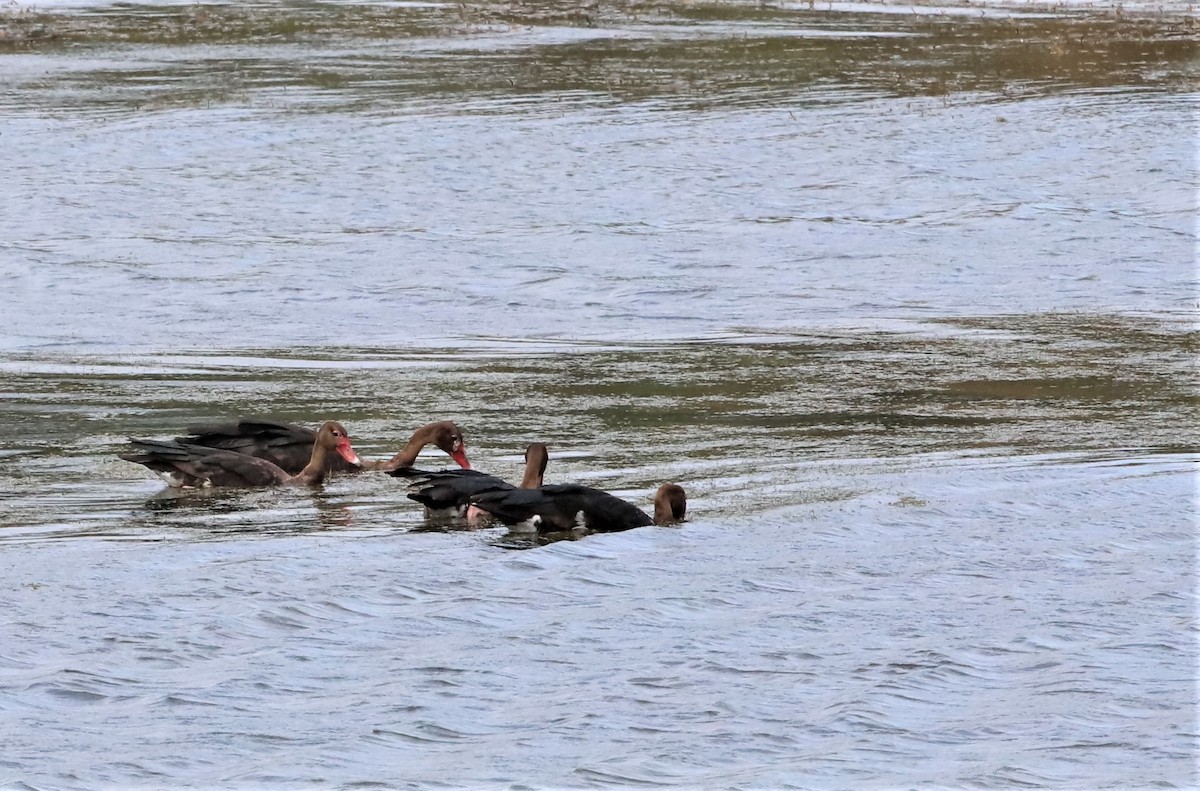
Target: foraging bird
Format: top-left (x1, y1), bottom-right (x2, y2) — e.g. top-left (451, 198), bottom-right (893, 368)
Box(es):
top-left (392, 442), bottom-right (549, 520)
top-left (469, 482), bottom-right (687, 534)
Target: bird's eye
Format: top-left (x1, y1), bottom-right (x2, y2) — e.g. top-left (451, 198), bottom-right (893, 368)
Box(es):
top-left (333, 431), bottom-right (341, 437)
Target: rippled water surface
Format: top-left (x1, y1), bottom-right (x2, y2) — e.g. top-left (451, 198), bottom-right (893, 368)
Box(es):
top-left (1, 0), bottom-right (1197, 787)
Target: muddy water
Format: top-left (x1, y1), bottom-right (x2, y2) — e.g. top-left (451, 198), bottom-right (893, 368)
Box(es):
top-left (1, 0), bottom-right (1197, 787)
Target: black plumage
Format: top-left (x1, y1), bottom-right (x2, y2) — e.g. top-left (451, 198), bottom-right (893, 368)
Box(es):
top-left (391, 443), bottom-right (549, 519)
top-left (121, 421), bottom-right (359, 488)
top-left (179, 418), bottom-right (469, 473)
top-left (178, 419), bottom-right (356, 475)
top-left (121, 439), bottom-right (300, 487)
top-left (394, 468), bottom-right (517, 516)
top-left (469, 484), bottom-right (655, 533)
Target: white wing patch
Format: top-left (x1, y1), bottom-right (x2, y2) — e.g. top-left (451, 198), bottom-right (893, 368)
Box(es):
top-left (510, 514), bottom-right (542, 534)
top-left (157, 471), bottom-right (202, 488)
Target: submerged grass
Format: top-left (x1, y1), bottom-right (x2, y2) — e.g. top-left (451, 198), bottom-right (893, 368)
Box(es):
top-left (2, 4), bottom-right (1196, 114)
top-left (2, 0), bottom-right (1195, 49)
top-left (1, 0), bottom-right (1195, 115)
top-left (1, 2), bottom-right (451, 46)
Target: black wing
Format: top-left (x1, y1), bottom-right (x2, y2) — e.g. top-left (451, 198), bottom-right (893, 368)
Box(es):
top-left (121, 438), bottom-right (290, 487)
top-left (470, 484), bottom-right (653, 533)
top-left (393, 468), bottom-right (514, 511)
top-left (177, 418), bottom-right (347, 475)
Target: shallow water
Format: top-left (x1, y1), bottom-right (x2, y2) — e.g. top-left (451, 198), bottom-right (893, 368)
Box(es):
top-left (1, 0), bottom-right (1197, 787)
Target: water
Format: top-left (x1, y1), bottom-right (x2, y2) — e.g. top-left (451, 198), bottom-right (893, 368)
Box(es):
top-left (1, 0), bottom-right (1197, 787)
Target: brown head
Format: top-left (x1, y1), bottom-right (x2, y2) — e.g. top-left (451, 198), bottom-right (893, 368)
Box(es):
top-left (522, 443), bottom-right (549, 489)
top-left (653, 483), bottom-right (687, 525)
top-left (317, 421), bottom-right (362, 467)
top-left (422, 420), bottom-right (470, 469)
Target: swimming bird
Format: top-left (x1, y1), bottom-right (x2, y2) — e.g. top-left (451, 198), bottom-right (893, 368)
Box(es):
top-left (120, 420), bottom-right (361, 488)
top-left (392, 442), bottom-right (549, 520)
top-left (469, 482), bottom-right (687, 534)
top-left (178, 418), bottom-right (469, 474)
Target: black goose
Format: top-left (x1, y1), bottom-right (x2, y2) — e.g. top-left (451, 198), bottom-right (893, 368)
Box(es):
top-left (120, 421), bottom-right (361, 488)
top-left (178, 419), bottom-right (469, 474)
top-left (391, 443), bottom-right (548, 520)
top-left (469, 482), bottom-right (686, 534)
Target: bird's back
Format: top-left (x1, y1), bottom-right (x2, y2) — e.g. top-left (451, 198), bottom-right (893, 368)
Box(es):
top-left (122, 438), bottom-right (290, 487)
top-left (400, 468), bottom-right (514, 512)
top-left (178, 418), bottom-right (347, 474)
top-left (471, 484), bottom-right (653, 533)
